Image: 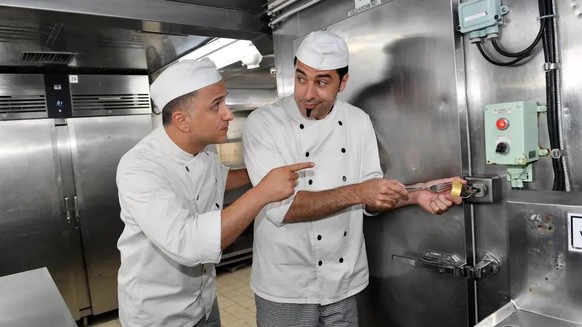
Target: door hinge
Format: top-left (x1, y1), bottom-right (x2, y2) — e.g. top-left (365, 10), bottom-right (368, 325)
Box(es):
top-left (64, 195), bottom-right (80, 229)
top-left (392, 251), bottom-right (499, 280)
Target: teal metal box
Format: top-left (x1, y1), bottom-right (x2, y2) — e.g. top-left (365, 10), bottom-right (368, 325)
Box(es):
top-left (457, 0), bottom-right (508, 40)
top-left (484, 101), bottom-right (540, 166)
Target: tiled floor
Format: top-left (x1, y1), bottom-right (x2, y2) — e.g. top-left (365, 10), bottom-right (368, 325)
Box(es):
top-left (80, 264), bottom-right (254, 327)
top-left (216, 265), bottom-right (256, 327)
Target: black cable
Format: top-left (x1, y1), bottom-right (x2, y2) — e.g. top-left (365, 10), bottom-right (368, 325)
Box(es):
top-left (539, 0), bottom-right (565, 191)
top-left (476, 0), bottom-right (546, 66)
top-left (547, 1), bottom-right (564, 191)
top-left (470, 0), bottom-right (565, 190)
top-left (476, 42), bottom-right (529, 66)
top-left (491, 19), bottom-right (546, 58)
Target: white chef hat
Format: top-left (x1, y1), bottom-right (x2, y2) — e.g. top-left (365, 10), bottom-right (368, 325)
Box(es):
top-left (150, 58), bottom-right (222, 111)
top-left (295, 31), bottom-right (349, 70)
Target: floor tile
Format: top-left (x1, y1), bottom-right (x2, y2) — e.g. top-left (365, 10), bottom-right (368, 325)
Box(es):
top-left (78, 265), bottom-right (255, 327)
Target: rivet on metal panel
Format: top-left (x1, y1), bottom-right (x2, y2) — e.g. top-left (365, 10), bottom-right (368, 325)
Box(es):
top-left (529, 214), bottom-right (541, 221)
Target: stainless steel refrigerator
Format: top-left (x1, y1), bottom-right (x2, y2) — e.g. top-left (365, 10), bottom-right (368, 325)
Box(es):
top-left (0, 73), bottom-right (153, 319)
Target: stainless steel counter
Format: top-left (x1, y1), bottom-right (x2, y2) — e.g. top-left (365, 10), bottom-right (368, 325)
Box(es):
top-left (0, 268), bottom-right (77, 327)
top-left (475, 298), bottom-right (582, 327)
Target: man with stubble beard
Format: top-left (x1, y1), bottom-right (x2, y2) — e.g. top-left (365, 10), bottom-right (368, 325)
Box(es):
top-left (243, 31), bottom-right (464, 326)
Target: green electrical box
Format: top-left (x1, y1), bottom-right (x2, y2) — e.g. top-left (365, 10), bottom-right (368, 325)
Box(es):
top-left (457, 0), bottom-right (509, 41)
top-left (484, 101), bottom-right (547, 188)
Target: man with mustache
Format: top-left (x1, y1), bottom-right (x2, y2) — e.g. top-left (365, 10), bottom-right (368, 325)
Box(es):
top-left (243, 31), bottom-right (463, 326)
top-left (116, 58), bottom-right (313, 327)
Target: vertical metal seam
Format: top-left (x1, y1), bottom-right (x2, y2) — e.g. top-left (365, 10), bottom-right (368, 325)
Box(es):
top-left (552, 0), bottom-right (571, 191)
top-left (451, 0), bottom-right (478, 324)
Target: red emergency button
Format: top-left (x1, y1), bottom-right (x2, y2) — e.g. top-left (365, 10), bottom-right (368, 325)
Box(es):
top-left (496, 118), bottom-right (509, 130)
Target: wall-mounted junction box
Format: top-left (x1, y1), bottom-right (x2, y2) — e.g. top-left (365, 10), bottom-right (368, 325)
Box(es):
top-left (457, 0), bottom-right (509, 41)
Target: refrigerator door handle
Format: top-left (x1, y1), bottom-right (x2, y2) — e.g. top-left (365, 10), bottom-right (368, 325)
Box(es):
top-left (392, 251), bottom-right (500, 280)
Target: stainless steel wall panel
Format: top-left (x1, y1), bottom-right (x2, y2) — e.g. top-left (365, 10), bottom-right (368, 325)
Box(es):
top-left (507, 191), bottom-right (582, 324)
top-left (0, 119), bottom-right (87, 319)
top-left (342, 3), bottom-right (467, 325)
top-left (559, 1), bottom-right (582, 191)
top-left (273, 0), bottom-right (468, 326)
top-left (68, 115), bottom-right (152, 315)
top-left (463, 1), bottom-right (562, 320)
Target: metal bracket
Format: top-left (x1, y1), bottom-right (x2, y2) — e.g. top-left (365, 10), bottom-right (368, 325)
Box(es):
top-left (550, 148), bottom-right (564, 159)
top-left (392, 251), bottom-right (500, 280)
top-left (463, 175), bottom-right (502, 204)
top-left (543, 62), bottom-right (561, 71)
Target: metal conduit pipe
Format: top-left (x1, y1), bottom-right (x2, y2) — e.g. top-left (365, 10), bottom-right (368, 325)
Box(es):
top-left (552, 0), bottom-right (571, 191)
top-left (267, 0), bottom-right (288, 10)
top-left (267, 0), bottom-right (302, 16)
top-left (269, 0), bottom-right (325, 27)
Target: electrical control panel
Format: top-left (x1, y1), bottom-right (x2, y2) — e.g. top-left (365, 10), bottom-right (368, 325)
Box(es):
top-left (457, 0), bottom-right (509, 41)
top-left (484, 101), bottom-right (547, 188)
top-left (484, 101), bottom-right (542, 165)
top-left (44, 74), bottom-right (72, 118)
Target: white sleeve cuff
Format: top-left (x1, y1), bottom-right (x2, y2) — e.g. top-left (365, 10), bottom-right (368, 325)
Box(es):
top-left (264, 194), bottom-right (296, 227)
top-left (197, 211), bottom-right (223, 264)
top-left (363, 205), bottom-right (379, 217)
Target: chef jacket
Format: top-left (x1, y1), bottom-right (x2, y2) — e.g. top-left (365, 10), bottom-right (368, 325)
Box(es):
top-left (243, 95), bottom-right (383, 305)
top-left (116, 126), bottom-right (228, 327)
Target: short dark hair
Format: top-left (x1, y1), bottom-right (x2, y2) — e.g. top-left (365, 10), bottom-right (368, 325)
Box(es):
top-left (161, 90), bottom-right (198, 126)
top-left (293, 56), bottom-right (349, 81)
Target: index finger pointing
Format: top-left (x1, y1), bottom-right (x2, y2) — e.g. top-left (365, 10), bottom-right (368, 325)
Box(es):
top-left (286, 162), bottom-right (315, 172)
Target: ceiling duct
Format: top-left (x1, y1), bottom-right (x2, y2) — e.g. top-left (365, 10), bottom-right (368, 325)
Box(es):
top-left (0, 2), bottom-right (272, 71)
top-left (20, 50), bottom-right (76, 65)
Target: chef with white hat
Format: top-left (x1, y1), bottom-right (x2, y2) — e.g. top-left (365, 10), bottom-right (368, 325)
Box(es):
top-left (243, 31), bottom-right (463, 326)
top-left (116, 58), bottom-right (313, 327)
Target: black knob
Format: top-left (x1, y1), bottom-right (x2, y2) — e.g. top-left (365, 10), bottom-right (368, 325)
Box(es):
top-left (495, 142), bottom-right (509, 155)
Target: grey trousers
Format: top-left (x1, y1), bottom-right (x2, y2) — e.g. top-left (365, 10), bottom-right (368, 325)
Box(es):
top-left (255, 294), bottom-right (359, 327)
top-left (192, 298), bottom-right (221, 327)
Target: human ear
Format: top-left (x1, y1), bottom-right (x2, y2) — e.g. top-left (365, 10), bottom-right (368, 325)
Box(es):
top-left (172, 109), bottom-right (191, 132)
top-left (338, 73), bottom-right (349, 92)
